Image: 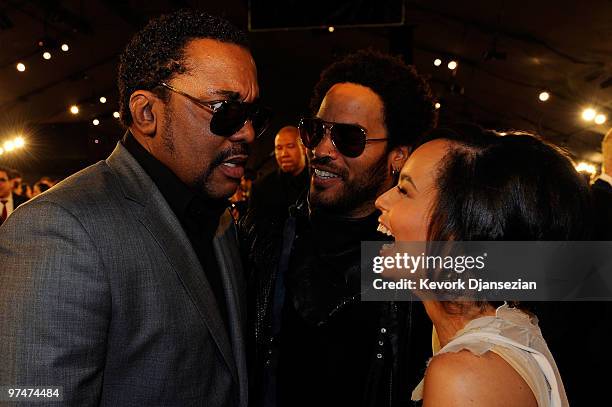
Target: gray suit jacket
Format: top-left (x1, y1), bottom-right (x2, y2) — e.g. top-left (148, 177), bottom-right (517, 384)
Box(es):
top-left (0, 143), bottom-right (247, 406)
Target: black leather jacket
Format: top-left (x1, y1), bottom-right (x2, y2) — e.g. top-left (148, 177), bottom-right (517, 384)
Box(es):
top-left (239, 200), bottom-right (431, 407)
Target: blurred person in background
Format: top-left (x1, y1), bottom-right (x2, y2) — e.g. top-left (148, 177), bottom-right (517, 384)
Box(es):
top-left (31, 180), bottom-right (51, 197)
top-left (249, 125), bottom-right (309, 220)
top-left (230, 174), bottom-right (254, 220)
top-left (0, 165), bottom-right (28, 225)
top-left (38, 176), bottom-right (57, 187)
top-left (8, 168), bottom-right (24, 196)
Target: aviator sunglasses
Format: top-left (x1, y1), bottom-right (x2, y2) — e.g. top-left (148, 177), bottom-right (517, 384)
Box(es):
top-left (298, 117), bottom-right (388, 158)
top-left (160, 82), bottom-right (272, 138)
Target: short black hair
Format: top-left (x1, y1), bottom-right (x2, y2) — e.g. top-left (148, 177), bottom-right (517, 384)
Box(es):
top-left (118, 9), bottom-right (249, 127)
top-left (418, 124), bottom-right (592, 241)
top-left (310, 49), bottom-right (437, 150)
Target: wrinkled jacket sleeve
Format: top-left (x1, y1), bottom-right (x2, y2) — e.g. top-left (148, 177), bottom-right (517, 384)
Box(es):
top-left (0, 200), bottom-right (110, 407)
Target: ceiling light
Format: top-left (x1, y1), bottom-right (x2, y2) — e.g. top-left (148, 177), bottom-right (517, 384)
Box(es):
top-left (595, 114), bottom-right (607, 125)
top-left (92, 119), bottom-right (100, 126)
top-left (14, 137), bottom-right (25, 148)
top-left (538, 91), bottom-right (550, 102)
top-left (576, 162), bottom-right (596, 174)
top-left (99, 96), bottom-right (107, 104)
top-left (70, 105), bottom-right (79, 115)
top-left (61, 43), bottom-right (69, 52)
top-left (16, 62), bottom-right (25, 72)
top-left (328, 26), bottom-right (335, 33)
top-left (434, 102), bottom-right (441, 109)
top-left (113, 111), bottom-right (120, 119)
top-left (447, 60), bottom-right (458, 70)
top-left (4, 141), bottom-right (15, 151)
top-left (582, 108), bottom-right (596, 121)
top-left (433, 58), bottom-right (442, 67)
top-left (43, 51), bottom-right (52, 60)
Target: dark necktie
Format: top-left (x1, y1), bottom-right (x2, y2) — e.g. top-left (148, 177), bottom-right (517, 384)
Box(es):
top-left (0, 199), bottom-right (8, 225)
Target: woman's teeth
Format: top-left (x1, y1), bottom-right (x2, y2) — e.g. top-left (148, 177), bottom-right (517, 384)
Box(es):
top-left (377, 223), bottom-right (394, 237)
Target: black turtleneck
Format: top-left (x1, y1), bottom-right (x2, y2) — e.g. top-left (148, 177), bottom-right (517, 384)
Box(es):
top-left (278, 209), bottom-right (388, 407)
top-left (122, 132), bottom-right (229, 326)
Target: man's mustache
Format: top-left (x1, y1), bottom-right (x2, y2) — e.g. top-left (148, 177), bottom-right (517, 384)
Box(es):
top-left (211, 143), bottom-right (250, 167)
top-left (310, 156), bottom-right (348, 179)
top-left (310, 155), bottom-right (333, 167)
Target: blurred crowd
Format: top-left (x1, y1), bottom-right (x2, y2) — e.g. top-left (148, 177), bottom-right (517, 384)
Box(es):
top-left (0, 165), bottom-right (58, 225)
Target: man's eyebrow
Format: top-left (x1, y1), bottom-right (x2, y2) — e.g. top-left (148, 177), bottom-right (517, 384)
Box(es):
top-left (210, 90), bottom-right (242, 100)
top-left (400, 173), bottom-right (418, 191)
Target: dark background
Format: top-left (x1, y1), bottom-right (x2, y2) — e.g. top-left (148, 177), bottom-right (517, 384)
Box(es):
top-left (0, 0), bottom-right (611, 182)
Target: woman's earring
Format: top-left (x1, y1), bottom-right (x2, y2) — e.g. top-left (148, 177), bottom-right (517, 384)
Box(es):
top-left (391, 167), bottom-right (400, 181)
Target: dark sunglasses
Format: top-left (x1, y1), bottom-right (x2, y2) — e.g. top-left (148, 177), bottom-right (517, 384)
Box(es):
top-left (160, 82), bottom-right (272, 138)
top-left (298, 117), bottom-right (388, 158)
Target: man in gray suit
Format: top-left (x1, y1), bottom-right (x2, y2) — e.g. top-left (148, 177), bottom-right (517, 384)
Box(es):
top-left (0, 9), bottom-right (270, 407)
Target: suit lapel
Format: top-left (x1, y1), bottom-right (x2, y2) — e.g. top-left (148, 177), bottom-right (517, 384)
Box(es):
top-left (213, 212), bottom-right (247, 406)
top-left (105, 143), bottom-right (238, 384)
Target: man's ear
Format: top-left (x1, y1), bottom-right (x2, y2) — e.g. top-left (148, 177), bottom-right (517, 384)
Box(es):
top-left (129, 91), bottom-right (159, 137)
top-left (389, 146), bottom-right (410, 169)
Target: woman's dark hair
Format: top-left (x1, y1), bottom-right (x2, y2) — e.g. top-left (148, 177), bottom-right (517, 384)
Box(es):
top-left (417, 124), bottom-right (592, 242)
top-left (415, 124), bottom-right (592, 312)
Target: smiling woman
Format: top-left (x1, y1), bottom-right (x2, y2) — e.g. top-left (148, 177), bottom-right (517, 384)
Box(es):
top-left (375, 124), bottom-right (590, 407)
